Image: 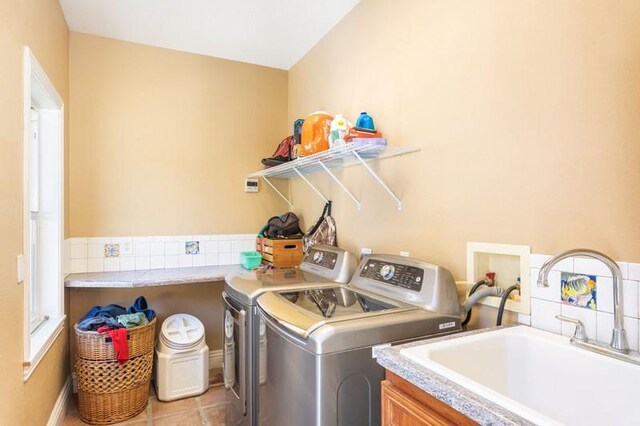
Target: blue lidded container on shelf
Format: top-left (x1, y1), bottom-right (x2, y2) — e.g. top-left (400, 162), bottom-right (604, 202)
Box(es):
top-left (355, 111), bottom-right (375, 130)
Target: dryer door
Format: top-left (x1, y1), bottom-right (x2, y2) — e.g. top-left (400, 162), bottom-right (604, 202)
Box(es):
top-left (222, 291), bottom-right (246, 415)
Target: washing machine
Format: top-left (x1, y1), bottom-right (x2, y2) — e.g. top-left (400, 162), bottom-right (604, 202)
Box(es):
top-left (257, 254), bottom-right (463, 426)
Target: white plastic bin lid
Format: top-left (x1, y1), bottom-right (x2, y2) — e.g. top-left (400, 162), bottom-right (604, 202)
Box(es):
top-left (161, 314), bottom-right (205, 348)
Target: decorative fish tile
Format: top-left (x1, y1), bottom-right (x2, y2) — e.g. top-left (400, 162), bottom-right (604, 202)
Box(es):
top-left (104, 243), bottom-right (120, 258)
top-left (185, 241), bottom-right (200, 255)
top-left (561, 272), bottom-right (597, 310)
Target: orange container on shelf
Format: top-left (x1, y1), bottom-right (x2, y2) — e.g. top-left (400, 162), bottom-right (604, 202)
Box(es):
top-left (299, 111), bottom-right (334, 157)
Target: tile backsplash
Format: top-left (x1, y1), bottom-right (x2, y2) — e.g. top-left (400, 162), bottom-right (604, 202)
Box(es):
top-left (521, 253), bottom-right (640, 351)
top-left (67, 240), bottom-right (640, 350)
top-left (64, 234), bottom-right (256, 274)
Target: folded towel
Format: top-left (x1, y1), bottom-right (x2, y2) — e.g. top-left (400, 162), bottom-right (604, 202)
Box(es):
top-left (117, 312), bottom-right (149, 328)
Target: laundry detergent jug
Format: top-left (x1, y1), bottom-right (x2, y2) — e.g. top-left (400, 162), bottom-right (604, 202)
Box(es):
top-left (299, 111), bottom-right (334, 157)
top-left (328, 114), bottom-right (352, 149)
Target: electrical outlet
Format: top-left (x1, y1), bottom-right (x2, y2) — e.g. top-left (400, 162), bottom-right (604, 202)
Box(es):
top-left (119, 239), bottom-right (133, 256)
top-left (400, 251), bottom-right (410, 257)
top-left (360, 247), bottom-right (372, 260)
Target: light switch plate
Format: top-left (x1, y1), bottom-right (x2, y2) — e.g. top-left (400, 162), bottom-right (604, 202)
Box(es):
top-left (17, 255), bottom-right (24, 283)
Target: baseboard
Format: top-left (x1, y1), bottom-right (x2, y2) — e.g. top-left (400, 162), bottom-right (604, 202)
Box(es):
top-left (47, 375), bottom-right (72, 426)
top-left (209, 349), bottom-right (223, 370)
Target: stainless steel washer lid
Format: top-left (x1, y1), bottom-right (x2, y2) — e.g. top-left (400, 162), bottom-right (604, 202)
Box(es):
top-left (224, 268), bottom-right (335, 306)
top-left (257, 286), bottom-right (415, 338)
top-left (224, 245), bottom-right (357, 306)
top-left (258, 288), bottom-right (461, 354)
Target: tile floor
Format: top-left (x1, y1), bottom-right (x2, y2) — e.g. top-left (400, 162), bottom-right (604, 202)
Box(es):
top-left (63, 370), bottom-right (226, 426)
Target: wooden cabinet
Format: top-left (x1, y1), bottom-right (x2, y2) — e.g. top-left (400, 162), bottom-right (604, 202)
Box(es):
top-left (382, 371), bottom-right (478, 426)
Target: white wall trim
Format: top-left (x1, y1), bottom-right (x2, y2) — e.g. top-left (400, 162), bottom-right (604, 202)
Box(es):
top-left (22, 45), bottom-right (65, 371)
top-left (209, 349), bottom-right (223, 370)
top-left (46, 375), bottom-right (72, 426)
top-left (23, 316), bottom-right (65, 381)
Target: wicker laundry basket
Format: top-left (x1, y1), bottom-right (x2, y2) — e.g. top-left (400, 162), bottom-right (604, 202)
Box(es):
top-left (74, 318), bottom-right (156, 425)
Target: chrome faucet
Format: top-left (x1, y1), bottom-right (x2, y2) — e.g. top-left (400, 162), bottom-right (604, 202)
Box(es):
top-left (537, 248), bottom-right (629, 353)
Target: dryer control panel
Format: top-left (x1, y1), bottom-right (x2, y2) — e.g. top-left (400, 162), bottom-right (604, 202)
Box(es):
top-left (304, 248), bottom-right (338, 270)
top-left (360, 260), bottom-right (424, 292)
top-left (299, 245), bottom-right (356, 284)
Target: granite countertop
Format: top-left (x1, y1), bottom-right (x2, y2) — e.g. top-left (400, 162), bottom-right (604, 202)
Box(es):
top-left (374, 327), bottom-right (534, 426)
top-left (65, 265), bottom-right (244, 288)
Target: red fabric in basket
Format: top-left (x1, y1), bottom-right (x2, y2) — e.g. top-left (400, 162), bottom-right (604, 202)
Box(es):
top-left (97, 326), bottom-right (129, 365)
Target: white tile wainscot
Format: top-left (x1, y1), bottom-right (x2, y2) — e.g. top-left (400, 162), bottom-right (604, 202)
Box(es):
top-left (522, 253), bottom-right (640, 351)
top-left (65, 234), bottom-right (257, 274)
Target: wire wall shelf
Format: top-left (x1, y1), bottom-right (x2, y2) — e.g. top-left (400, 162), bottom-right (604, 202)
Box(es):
top-left (248, 143), bottom-right (420, 211)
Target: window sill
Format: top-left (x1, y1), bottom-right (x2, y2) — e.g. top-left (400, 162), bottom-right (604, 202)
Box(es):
top-left (23, 315), bottom-right (65, 382)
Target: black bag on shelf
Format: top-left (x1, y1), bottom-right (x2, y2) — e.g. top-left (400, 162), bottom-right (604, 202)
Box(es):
top-left (259, 212), bottom-right (303, 239)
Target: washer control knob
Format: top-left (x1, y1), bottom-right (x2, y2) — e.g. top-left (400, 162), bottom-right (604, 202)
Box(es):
top-left (313, 251), bottom-right (324, 263)
top-left (380, 264), bottom-right (395, 280)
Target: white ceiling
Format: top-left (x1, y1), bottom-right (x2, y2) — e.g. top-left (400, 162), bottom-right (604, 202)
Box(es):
top-left (59, 0), bottom-right (360, 70)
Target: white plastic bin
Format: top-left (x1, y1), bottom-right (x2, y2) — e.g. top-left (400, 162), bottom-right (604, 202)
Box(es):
top-left (155, 313), bottom-right (209, 401)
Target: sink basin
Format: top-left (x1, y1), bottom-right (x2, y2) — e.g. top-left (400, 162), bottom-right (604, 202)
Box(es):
top-left (401, 325), bottom-right (640, 426)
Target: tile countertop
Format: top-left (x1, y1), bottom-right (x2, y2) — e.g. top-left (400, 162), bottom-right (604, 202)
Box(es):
top-left (64, 265), bottom-right (244, 288)
top-left (374, 327), bottom-right (535, 426)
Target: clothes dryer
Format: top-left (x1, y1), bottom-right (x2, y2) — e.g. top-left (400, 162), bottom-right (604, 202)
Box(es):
top-left (223, 245), bottom-right (356, 426)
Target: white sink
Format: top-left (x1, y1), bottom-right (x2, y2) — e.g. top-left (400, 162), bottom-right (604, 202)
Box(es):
top-left (401, 326), bottom-right (640, 426)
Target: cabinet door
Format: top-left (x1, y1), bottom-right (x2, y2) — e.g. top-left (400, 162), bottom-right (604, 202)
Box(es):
top-left (381, 380), bottom-right (452, 426)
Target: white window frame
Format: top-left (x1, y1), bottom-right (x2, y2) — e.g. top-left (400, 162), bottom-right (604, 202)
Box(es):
top-left (29, 108), bottom-right (47, 333)
top-left (22, 47), bottom-right (66, 381)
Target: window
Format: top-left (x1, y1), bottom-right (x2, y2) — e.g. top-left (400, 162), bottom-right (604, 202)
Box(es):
top-left (22, 47), bottom-right (65, 381)
top-left (29, 108), bottom-right (42, 332)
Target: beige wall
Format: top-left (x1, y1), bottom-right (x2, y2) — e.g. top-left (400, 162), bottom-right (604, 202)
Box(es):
top-left (288, 0), bottom-right (640, 279)
top-left (67, 34), bottom-right (289, 367)
top-left (0, 0), bottom-right (70, 424)
top-left (69, 32), bottom-right (289, 238)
